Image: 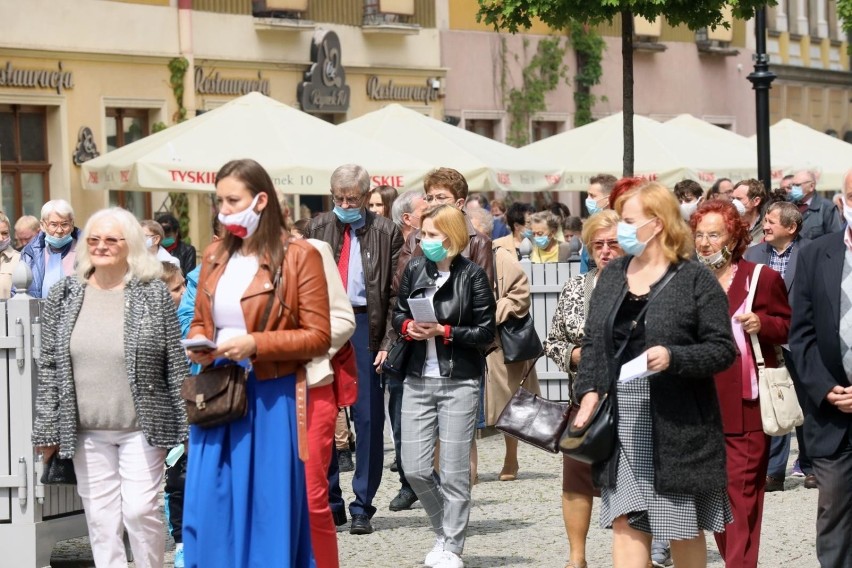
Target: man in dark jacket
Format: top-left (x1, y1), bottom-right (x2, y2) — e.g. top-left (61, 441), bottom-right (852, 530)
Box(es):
top-left (20, 199), bottom-right (80, 298)
top-left (786, 170), bottom-right (842, 240)
top-left (789, 171), bottom-right (852, 567)
top-left (306, 164), bottom-right (403, 536)
top-left (155, 213), bottom-right (197, 277)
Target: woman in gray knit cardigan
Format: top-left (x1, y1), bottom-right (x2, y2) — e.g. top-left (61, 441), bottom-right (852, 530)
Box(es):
top-left (573, 182), bottom-right (736, 568)
top-left (33, 207), bottom-right (188, 568)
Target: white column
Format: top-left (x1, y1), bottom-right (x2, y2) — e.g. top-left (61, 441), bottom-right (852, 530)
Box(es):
top-left (774, 0), bottom-right (788, 32)
top-left (796, 0), bottom-right (809, 36)
top-left (816, 0), bottom-right (829, 38)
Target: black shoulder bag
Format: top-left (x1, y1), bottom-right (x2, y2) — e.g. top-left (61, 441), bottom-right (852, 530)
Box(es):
top-left (494, 247), bottom-right (543, 363)
top-left (559, 263), bottom-right (683, 464)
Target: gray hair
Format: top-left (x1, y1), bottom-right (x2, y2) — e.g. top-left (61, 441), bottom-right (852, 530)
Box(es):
top-left (15, 215), bottom-right (39, 232)
top-left (140, 219), bottom-right (165, 240)
top-left (330, 164), bottom-right (370, 196)
top-left (76, 208), bottom-right (163, 283)
top-left (530, 210), bottom-right (561, 235)
top-left (0, 211), bottom-right (10, 231)
top-left (40, 199), bottom-right (74, 221)
top-left (766, 201), bottom-right (803, 235)
top-left (467, 208), bottom-right (494, 238)
top-left (391, 189), bottom-right (425, 228)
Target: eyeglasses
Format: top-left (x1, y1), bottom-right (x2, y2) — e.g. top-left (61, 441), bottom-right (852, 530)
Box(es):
top-left (694, 232), bottom-right (725, 244)
top-left (424, 194), bottom-right (455, 204)
top-left (591, 239), bottom-right (621, 251)
top-left (46, 221), bottom-right (72, 231)
top-left (86, 236), bottom-right (126, 247)
top-left (331, 193), bottom-right (363, 206)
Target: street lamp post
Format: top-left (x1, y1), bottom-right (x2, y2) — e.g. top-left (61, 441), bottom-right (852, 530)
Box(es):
top-left (747, 6), bottom-right (776, 193)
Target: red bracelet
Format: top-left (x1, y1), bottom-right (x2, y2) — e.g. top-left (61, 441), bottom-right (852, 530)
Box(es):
top-left (442, 325), bottom-right (452, 345)
top-left (401, 319), bottom-right (413, 340)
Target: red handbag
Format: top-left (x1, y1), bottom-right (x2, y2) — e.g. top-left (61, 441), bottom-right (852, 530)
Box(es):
top-left (331, 341), bottom-right (358, 407)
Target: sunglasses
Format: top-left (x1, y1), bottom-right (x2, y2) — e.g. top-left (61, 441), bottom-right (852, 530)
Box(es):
top-left (87, 236), bottom-right (126, 247)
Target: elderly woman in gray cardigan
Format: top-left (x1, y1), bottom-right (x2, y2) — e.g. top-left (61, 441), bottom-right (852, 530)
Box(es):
top-left (33, 208), bottom-right (188, 568)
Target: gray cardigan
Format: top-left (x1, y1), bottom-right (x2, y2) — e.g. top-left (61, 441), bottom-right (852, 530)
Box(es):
top-left (32, 276), bottom-right (188, 458)
top-left (575, 257), bottom-right (736, 493)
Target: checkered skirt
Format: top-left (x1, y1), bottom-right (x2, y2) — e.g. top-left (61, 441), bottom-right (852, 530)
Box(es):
top-left (599, 375), bottom-right (733, 539)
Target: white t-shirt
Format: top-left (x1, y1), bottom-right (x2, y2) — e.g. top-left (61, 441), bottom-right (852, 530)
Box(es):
top-left (213, 253), bottom-right (259, 345)
top-left (421, 270), bottom-right (451, 378)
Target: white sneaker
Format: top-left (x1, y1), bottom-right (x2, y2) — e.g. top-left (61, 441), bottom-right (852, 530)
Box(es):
top-left (424, 536), bottom-right (445, 567)
top-left (433, 550), bottom-right (464, 568)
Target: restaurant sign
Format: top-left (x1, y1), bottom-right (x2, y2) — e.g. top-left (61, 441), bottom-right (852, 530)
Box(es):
top-left (195, 67), bottom-right (270, 96)
top-left (366, 76), bottom-right (438, 105)
top-left (298, 30), bottom-right (350, 114)
top-left (0, 61), bottom-right (74, 94)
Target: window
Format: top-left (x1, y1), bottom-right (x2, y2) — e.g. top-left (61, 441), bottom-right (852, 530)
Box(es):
top-left (363, 0), bottom-right (413, 25)
top-left (106, 108), bottom-right (152, 219)
top-left (0, 105), bottom-right (50, 220)
top-left (532, 121), bottom-right (561, 142)
top-left (465, 119), bottom-right (497, 140)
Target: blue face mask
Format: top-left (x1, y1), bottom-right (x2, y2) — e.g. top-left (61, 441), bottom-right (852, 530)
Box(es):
top-left (616, 219), bottom-right (655, 257)
top-left (421, 238), bottom-right (448, 262)
top-left (333, 206), bottom-right (362, 224)
top-left (522, 229), bottom-right (533, 239)
top-left (534, 236), bottom-right (551, 249)
top-left (45, 233), bottom-right (73, 249)
top-left (585, 196), bottom-right (603, 215)
top-left (788, 185), bottom-right (804, 202)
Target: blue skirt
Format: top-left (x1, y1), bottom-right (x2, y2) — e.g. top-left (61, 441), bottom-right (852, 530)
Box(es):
top-left (183, 369), bottom-right (315, 568)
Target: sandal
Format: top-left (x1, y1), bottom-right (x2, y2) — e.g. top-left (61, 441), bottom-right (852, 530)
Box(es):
top-left (564, 562), bottom-right (587, 568)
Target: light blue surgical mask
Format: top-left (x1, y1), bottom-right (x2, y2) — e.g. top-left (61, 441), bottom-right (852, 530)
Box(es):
top-left (421, 238), bottom-right (448, 262)
top-left (788, 185), bottom-right (804, 202)
top-left (45, 233), bottom-right (73, 249)
top-left (522, 229), bottom-right (533, 239)
top-left (585, 196), bottom-right (604, 215)
top-left (333, 206), bottom-right (363, 225)
top-left (616, 218), bottom-right (655, 257)
top-left (533, 236), bottom-right (551, 249)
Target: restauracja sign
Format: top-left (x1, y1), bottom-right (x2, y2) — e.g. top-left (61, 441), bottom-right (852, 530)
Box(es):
top-left (366, 75), bottom-right (437, 105)
top-left (0, 61), bottom-right (74, 94)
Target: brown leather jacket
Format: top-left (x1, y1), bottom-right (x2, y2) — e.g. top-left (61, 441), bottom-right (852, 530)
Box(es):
top-left (306, 209), bottom-right (403, 352)
top-left (190, 237), bottom-right (331, 459)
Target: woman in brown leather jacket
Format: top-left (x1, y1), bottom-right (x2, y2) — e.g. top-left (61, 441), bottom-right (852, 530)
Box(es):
top-left (183, 158), bottom-right (331, 568)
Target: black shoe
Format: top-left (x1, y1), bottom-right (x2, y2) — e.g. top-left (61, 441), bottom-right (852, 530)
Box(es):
top-left (349, 514), bottom-right (373, 535)
top-left (765, 475), bottom-right (785, 492)
top-left (332, 509), bottom-right (348, 527)
top-left (389, 487), bottom-right (418, 511)
top-left (349, 437), bottom-right (356, 452)
top-left (338, 450), bottom-right (354, 473)
top-left (804, 474), bottom-right (818, 489)
top-left (390, 461), bottom-right (399, 473)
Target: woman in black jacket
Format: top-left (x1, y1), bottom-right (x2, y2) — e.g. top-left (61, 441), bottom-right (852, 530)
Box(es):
top-left (573, 182), bottom-right (736, 568)
top-left (394, 204), bottom-right (496, 568)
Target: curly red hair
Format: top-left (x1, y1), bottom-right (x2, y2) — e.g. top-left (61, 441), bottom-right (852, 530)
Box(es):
top-left (689, 199), bottom-right (751, 261)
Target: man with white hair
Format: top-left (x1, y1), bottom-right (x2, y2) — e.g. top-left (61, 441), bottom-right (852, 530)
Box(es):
top-left (391, 189), bottom-right (427, 242)
top-left (786, 169), bottom-right (842, 240)
top-left (21, 199), bottom-right (79, 298)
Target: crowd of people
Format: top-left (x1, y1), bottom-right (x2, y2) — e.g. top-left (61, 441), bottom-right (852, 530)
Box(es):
top-left (19, 160), bottom-right (852, 568)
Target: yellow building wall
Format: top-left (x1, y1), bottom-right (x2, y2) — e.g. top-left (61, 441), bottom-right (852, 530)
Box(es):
top-left (448, 0), bottom-right (555, 34)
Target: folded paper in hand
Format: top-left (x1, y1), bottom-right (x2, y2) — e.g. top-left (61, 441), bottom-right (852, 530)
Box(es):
top-left (408, 298), bottom-right (438, 323)
top-left (618, 352), bottom-right (654, 383)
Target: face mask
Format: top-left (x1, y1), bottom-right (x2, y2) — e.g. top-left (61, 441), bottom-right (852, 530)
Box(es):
top-left (585, 197), bottom-right (604, 216)
top-left (680, 201), bottom-right (699, 221)
top-left (522, 229), bottom-right (533, 239)
top-left (218, 194), bottom-right (262, 239)
top-left (0, 237), bottom-right (10, 252)
top-left (45, 233), bottom-right (73, 249)
top-left (788, 185), bottom-right (804, 202)
top-left (333, 205), bottom-right (363, 225)
top-left (534, 236), bottom-right (551, 249)
top-left (844, 203), bottom-right (852, 228)
top-left (421, 238), bottom-right (448, 262)
top-left (144, 237), bottom-right (155, 249)
top-left (616, 219), bottom-right (655, 257)
top-left (698, 246), bottom-right (732, 270)
top-left (161, 236), bottom-right (176, 247)
top-left (732, 199), bottom-right (747, 216)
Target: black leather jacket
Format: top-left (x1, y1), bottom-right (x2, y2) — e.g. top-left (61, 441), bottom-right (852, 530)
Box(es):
top-left (393, 255), bottom-right (496, 380)
top-left (166, 240), bottom-right (197, 277)
top-left (306, 209), bottom-right (403, 352)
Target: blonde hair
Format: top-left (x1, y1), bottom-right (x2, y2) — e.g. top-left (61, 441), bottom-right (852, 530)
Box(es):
top-left (422, 205), bottom-right (469, 258)
top-left (581, 210), bottom-right (620, 247)
top-left (76, 208), bottom-right (163, 283)
top-left (614, 182), bottom-right (694, 262)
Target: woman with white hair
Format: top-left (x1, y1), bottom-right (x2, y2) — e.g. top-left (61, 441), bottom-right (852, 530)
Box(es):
top-left (0, 211), bottom-right (21, 299)
top-left (21, 199), bottom-right (79, 298)
top-left (32, 207), bottom-right (188, 568)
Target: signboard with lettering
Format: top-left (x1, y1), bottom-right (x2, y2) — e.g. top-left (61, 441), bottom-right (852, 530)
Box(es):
top-left (195, 67), bottom-right (270, 96)
top-left (366, 75), bottom-right (437, 105)
top-left (0, 61), bottom-right (73, 94)
top-left (298, 30), bottom-right (350, 114)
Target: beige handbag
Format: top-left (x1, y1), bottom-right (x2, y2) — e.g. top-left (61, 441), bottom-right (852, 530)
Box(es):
top-left (746, 264), bottom-right (804, 436)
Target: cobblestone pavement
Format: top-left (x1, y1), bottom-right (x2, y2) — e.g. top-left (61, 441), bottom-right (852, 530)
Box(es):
top-left (50, 432), bottom-right (818, 567)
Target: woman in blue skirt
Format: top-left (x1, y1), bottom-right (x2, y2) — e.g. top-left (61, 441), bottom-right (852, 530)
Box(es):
top-left (184, 158), bottom-right (331, 568)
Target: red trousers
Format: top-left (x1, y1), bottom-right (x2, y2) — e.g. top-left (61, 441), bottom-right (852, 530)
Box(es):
top-left (714, 430), bottom-right (769, 568)
top-left (306, 384), bottom-right (339, 568)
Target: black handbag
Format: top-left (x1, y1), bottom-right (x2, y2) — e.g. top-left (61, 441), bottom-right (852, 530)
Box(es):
top-left (381, 335), bottom-right (412, 381)
top-left (559, 263), bottom-right (684, 464)
top-left (40, 454), bottom-right (77, 485)
top-left (496, 357), bottom-right (571, 453)
top-left (499, 313), bottom-right (544, 363)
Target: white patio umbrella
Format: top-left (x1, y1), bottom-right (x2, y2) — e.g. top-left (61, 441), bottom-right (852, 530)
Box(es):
top-left (81, 92), bottom-right (433, 195)
top-left (750, 119), bottom-right (852, 190)
top-left (338, 103), bottom-right (565, 193)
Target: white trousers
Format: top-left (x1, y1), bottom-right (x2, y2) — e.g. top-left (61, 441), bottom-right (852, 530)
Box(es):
top-left (72, 430), bottom-right (167, 568)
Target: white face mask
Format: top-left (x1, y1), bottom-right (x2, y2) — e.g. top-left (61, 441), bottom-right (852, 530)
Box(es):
top-left (680, 201), bottom-right (699, 221)
top-left (218, 194), bottom-right (262, 239)
top-left (144, 236), bottom-right (155, 249)
top-left (732, 199), bottom-right (747, 216)
top-left (844, 202), bottom-right (852, 228)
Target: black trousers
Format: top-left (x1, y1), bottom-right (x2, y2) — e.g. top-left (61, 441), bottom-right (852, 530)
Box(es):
top-left (812, 436), bottom-right (852, 568)
top-left (165, 453), bottom-right (187, 543)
